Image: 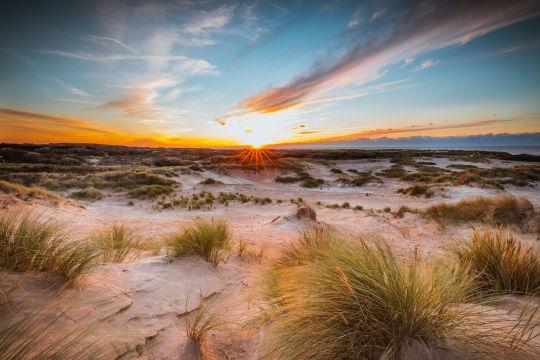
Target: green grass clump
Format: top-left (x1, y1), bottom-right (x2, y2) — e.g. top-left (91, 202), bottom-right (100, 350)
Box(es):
top-left (424, 195), bottom-right (535, 229)
top-left (200, 178), bottom-right (223, 185)
top-left (260, 235), bottom-right (539, 360)
top-left (91, 223), bottom-right (140, 263)
top-left (397, 184), bottom-right (434, 198)
top-left (184, 299), bottom-right (224, 357)
top-left (128, 184), bottom-right (173, 199)
top-left (451, 228), bottom-right (540, 295)
top-left (0, 212), bottom-right (98, 282)
top-left (69, 187), bottom-right (103, 201)
top-left (167, 219), bottom-right (232, 266)
top-left (274, 228), bottom-right (343, 269)
top-left (81, 170), bottom-right (175, 189)
top-left (0, 180), bottom-right (60, 203)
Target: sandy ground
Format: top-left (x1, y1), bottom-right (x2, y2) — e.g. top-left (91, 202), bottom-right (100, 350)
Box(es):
top-left (1, 157), bottom-right (539, 359)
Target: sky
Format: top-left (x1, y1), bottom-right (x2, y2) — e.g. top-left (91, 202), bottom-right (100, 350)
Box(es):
top-left (1, 0), bottom-right (539, 148)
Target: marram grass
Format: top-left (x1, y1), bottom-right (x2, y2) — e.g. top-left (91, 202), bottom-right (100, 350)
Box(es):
top-left (0, 212), bottom-right (99, 282)
top-left (0, 180), bottom-right (60, 203)
top-left (259, 230), bottom-right (540, 360)
top-left (451, 228), bottom-right (540, 295)
top-left (166, 218), bottom-right (232, 266)
top-left (91, 223), bottom-right (140, 263)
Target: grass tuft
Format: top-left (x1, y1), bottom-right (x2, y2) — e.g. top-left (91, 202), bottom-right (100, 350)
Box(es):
top-left (184, 299), bottom-right (224, 357)
top-left (69, 187), bottom-right (103, 201)
top-left (128, 184), bottom-right (173, 199)
top-left (260, 233), bottom-right (540, 359)
top-left (167, 219), bottom-right (232, 266)
top-left (0, 212), bottom-right (98, 282)
top-left (424, 195), bottom-right (535, 229)
top-left (274, 227), bottom-right (342, 269)
top-left (450, 228), bottom-right (540, 295)
top-left (91, 223), bottom-right (140, 263)
top-left (0, 180), bottom-right (60, 203)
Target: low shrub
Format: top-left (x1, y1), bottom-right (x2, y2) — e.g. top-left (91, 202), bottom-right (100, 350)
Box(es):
top-left (128, 184), bottom-right (173, 199)
top-left (424, 195), bottom-right (535, 229)
top-left (69, 187), bottom-right (103, 201)
top-left (200, 178), bottom-right (223, 185)
top-left (167, 219), bottom-right (232, 266)
top-left (397, 184), bottom-right (434, 198)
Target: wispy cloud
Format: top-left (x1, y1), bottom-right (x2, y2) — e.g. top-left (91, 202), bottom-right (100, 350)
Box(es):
top-left (317, 113), bottom-right (540, 141)
top-left (219, 0), bottom-right (540, 122)
top-left (43, 76), bottom-right (91, 98)
top-left (0, 108), bottom-right (117, 136)
top-left (401, 58), bottom-right (415, 67)
top-left (87, 35), bottom-right (137, 53)
top-left (411, 59), bottom-right (439, 72)
top-left (55, 98), bottom-right (99, 104)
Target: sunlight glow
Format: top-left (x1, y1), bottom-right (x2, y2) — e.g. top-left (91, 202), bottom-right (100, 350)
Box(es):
top-left (223, 112), bottom-right (297, 148)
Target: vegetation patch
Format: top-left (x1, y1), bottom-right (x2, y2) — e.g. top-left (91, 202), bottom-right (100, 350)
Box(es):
top-left (424, 195), bottom-right (535, 229)
top-left (259, 234), bottom-right (538, 359)
top-left (397, 184), bottom-right (434, 198)
top-left (450, 228), bottom-right (540, 295)
top-left (0, 212), bottom-right (99, 282)
top-left (154, 191), bottom-right (273, 210)
top-left (396, 195), bottom-right (537, 232)
top-left (167, 219), bottom-right (232, 266)
top-left (69, 187), bottom-right (104, 201)
top-left (91, 223), bottom-right (140, 263)
top-left (338, 171), bottom-right (380, 187)
top-left (200, 177), bottom-right (223, 185)
top-left (0, 180), bottom-right (60, 203)
top-left (128, 184), bottom-right (173, 199)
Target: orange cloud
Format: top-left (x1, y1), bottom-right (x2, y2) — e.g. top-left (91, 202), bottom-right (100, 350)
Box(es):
top-left (0, 108), bottom-right (118, 138)
top-left (0, 107), bottom-right (240, 147)
top-left (219, 0), bottom-right (539, 120)
top-left (270, 112), bottom-right (540, 146)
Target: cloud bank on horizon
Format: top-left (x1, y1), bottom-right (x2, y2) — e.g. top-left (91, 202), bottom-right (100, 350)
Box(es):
top-left (1, 0), bottom-right (539, 148)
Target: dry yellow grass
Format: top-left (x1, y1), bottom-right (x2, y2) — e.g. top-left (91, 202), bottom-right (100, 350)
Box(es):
top-left (0, 180), bottom-right (60, 203)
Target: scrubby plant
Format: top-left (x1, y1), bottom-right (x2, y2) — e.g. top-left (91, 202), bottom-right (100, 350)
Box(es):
top-left (424, 195), bottom-right (535, 229)
top-left (397, 184), bottom-right (434, 198)
top-left (69, 187), bottom-right (103, 201)
top-left (0, 180), bottom-right (60, 203)
top-left (450, 228), bottom-right (540, 295)
top-left (128, 184), bottom-right (173, 199)
top-left (200, 178), bottom-right (222, 185)
top-left (91, 223), bottom-right (140, 263)
top-left (0, 212), bottom-right (98, 282)
top-left (259, 235), bottom-right (540, 360)
top-left (167, 219), bottom-right (232, 266)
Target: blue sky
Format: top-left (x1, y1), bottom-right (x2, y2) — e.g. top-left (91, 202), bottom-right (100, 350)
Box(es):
top-left (1, 0), bottom-right (539, 147)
